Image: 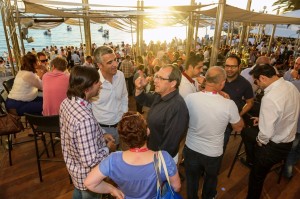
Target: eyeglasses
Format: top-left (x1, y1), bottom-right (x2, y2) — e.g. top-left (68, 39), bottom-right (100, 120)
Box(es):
top-left (224, 65), bottom-right (238, 69)
top-left (40, 59), bottom-right (48, 63)
top-left (154, 74), bottom-right (172, 81)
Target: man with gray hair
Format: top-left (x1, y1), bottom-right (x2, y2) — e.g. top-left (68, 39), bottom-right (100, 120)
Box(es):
top-left (135, 64), bottom-right (189, 162)
top-left (184, 66), bottom-right (244, 199)
top-left (92, 46), bottom-right (128, 146)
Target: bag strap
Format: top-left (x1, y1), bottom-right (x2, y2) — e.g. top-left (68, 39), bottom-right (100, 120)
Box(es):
top-left (153, 151), bottom-right (175, 195)
top-left (157, 151), bottom-right (172, 187)
top-left (153, 152), bottom-right (161, 192)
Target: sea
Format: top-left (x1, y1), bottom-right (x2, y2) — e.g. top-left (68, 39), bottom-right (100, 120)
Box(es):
top-left (0, 17), bottom-right (216, 57)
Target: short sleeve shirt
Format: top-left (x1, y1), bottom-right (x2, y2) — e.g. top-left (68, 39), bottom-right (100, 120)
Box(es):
top-left (100, 151), bottom-right (177, 199)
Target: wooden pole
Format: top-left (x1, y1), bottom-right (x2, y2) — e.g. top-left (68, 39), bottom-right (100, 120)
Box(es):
top-left (1, 1), bottom-right (15, 75)
top-left (210, 0), bottom-right (226, 67)
top-left (140, 0), bottom-right (144, 55)
top-left (5, 0), bottom-right (21, 74)
top-left (238, 0), bottom-right (252, 52)
top-left (136, 0), bottom-right (140, 56)
top-left (186, 0), bottom-right (195, 61)
top-left (194, 3), bottom-right (201, 49)
top-left (14, 0), bottom-right (25, 55)
top-left (82, 0), bottom-right (91, 56)
top-left (268, 7), bottom-right (280, 54)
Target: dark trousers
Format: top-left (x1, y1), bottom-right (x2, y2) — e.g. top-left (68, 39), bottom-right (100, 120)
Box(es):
top-left (125, 76), bottom-right (134, 96)
top-left (247, 141), bottom-right (292, 199)
top-left (184, 146), bottom-right (222, 199)
top-left (241, 126), bottom-right (259, 164)
top-left (6, 97), bottom-right (43, 116)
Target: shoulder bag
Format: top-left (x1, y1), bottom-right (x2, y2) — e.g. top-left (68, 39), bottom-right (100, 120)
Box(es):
top-left (153, 151), bottom-right (183, 199)
top-left (0, 106), bottom-right (23, 135)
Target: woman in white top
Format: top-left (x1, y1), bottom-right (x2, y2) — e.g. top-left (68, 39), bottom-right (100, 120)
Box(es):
top-left (6, 53), bottom-right (43, 115)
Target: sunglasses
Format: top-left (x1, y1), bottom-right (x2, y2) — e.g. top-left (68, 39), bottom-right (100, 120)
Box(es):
top-left (40, 59), bottom-right (48, 63)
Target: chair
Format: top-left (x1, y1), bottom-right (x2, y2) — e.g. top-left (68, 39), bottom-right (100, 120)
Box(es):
top-left (2, 77), bottom-right (15, 94)
top-left (0, 90), bottom-right (24, 166)
top-left (25, 113), bottom-right (62, 182)
top-left (227, 137), bottom-right (285, 184)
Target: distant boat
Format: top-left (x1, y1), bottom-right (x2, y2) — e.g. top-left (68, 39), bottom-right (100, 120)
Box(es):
top-left (67, 26), bottom-right (72, 31)
top-left (98, 26), bottom-right (103, 32)
top-left (44, 29), bottom-right (51, 36)
top-left (102, 29), bottom-right (109, 38)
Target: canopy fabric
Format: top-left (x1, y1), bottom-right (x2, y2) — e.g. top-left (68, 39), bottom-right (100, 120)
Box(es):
top-left (21, 1), bottom-right (300, 32)
top-left (201, 4), bottom-right (300, 25)
top-left (250, 25), bottom-right (299, 39)
top-left (23, 0), bottom-right (211, 12)
top-left (24, 1), bottom-right (80, 18)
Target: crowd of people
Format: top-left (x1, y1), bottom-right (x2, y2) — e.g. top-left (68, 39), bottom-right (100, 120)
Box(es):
top-left (1, 34), bottom-right (300, 199)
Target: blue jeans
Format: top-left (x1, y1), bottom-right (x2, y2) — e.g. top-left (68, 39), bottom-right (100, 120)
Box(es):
top-left (284, 133), bottom-right (300, 178)
top-left (6, 97), bottom-right (43, 115)
top-left (184, 146), bottom-right (222, 199)
top-left (72, 187), bottom-right (100, 199)
top-left (101, 126), bottom-right (119, 145)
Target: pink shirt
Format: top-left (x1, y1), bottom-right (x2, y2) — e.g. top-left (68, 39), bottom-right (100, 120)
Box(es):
top-left (42, 69), bottom-right (69, 116)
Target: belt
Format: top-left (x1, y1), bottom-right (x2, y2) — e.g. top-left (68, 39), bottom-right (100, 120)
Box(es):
top-left (99, 123), bottom-right (118, 128)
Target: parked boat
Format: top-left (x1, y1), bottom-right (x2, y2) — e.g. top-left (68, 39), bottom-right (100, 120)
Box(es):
top-left (98, 26), bottom-right (103, 32)
top-left (44, 29), bottom-right (51, 35)
top-left (67, 25), bottom-right (72, 31)
top-left (102, 29), bottom-right (109, 38)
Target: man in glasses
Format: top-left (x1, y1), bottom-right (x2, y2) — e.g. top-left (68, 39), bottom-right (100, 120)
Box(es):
top-left (36, 52), bottom-right (49, 79)
top-left (245, 64), bottom-right (299, 199)
top-left (135, 65), bottom-right (189, 163)
top-left (222, 54), bottom-right (254, 151)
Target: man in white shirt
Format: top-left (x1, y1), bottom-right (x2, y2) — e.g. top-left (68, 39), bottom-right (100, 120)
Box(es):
top-left (184, 66), bottom-right (244, 199)
top-left (92, 46), bottom-right (128, 146)
top-left (179, 55), bottom-right (205, 98)
top-left (245, 64), bottom-right (300, 199)
top-left (82, 56), bottom-right (94, 68)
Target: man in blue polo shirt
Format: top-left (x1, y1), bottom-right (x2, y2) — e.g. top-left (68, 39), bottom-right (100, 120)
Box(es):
top-left (222, 54), bottom-right (254, 151)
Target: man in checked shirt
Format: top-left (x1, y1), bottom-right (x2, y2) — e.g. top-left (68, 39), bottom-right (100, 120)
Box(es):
top-left (60, 66), bottom-right (116, 199)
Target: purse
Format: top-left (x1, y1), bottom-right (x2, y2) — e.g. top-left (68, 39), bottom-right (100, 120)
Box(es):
top-left (153, 151), bottom-right (183, 199)
top-left (0, 106), bottom-right (23, 135)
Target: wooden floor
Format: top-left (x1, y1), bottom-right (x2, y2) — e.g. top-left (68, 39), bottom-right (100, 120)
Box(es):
top-left (0, 96), bottom-right (300, 199)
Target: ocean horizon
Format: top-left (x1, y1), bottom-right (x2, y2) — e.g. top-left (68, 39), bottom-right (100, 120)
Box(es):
top-left (0, 17), bottom-right (217, 57)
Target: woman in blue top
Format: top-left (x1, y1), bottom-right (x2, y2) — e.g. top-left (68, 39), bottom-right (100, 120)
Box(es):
top-left (84, 111), bottom-right (181, 199)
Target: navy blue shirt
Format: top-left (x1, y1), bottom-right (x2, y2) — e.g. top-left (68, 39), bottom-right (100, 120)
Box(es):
top-left (136, 90), bottom-right (189, 157)
top-left (223, 75), bottom-right (254, 112)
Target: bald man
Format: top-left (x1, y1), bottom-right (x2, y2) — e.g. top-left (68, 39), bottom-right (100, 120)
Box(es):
top-left (241, 56), bottom-right (271, 94)
top-left (184, 66), bottom-right (244, 199)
